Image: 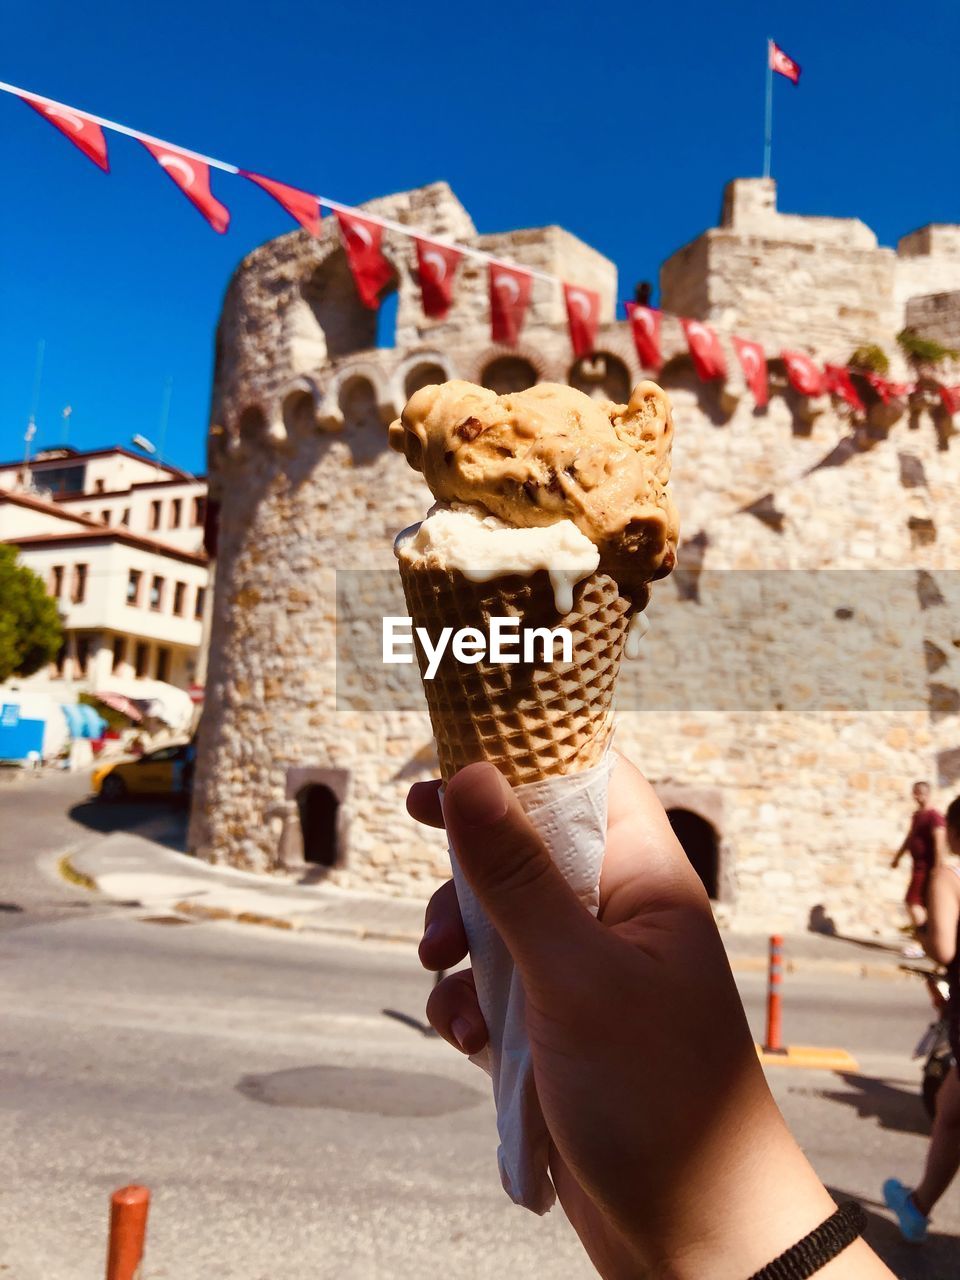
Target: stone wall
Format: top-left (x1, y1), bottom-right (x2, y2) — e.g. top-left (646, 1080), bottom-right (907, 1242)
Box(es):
top-left (192, 177), bottom-right (960, 937)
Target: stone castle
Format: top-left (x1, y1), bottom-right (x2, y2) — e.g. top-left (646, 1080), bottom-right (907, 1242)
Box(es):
top-left (189, 177), bottom-right (960, 935)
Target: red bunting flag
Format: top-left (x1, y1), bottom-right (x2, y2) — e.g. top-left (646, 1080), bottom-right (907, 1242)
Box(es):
top-left (21, 94), bottom-right (109, 172)
top-left (415, 238), bottom-right (462, 319)
top-left (781, 350), bottom-right (825, 396)
top-left (824, 364), bottom-right (865, 412)
top-left (141, 142), bottom-right (229, 233)
top-left (626, 304), bottom-right (662, 371)
top-left (489, 262), bottom-right (533, 345)
top-left (681, 319), bottom-right (726, 382)
top-left (563, 284), bottom-right (601, 357)
top-left (732, 337), bottom-right (768, 407)
top-left (335, 210), bottom-right (393, 309)
top-left (769, 41), bottom-right (801, 84)
top-left (939, 385), bottom-right (960, 414)
top-left (864, 372), bottom-right (893, 404)
top-left (243, 172), bottom-right (320, 236)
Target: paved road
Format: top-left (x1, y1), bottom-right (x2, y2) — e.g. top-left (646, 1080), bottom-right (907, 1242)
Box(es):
top-left (2, 773), bottom-right (959, 1278)
top-left (0, 770), bottom-right (182, 928)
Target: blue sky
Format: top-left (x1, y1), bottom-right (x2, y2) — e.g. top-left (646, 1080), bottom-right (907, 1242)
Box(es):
top-left (1, 0), bottom-right (957, 474)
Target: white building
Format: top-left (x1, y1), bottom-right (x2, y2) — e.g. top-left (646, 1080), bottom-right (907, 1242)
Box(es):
top-left (0, 446), bottom-right (210, 695)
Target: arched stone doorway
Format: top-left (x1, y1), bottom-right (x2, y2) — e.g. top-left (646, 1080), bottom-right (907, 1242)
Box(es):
top-left (285, 767), bottom-right (349, 870)
top-left (297, 784), bottom-right (339, 867)
top-left (666, 808), bottom-right (719, 900)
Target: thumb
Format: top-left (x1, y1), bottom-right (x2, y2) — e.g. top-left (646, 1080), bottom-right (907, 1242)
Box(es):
top-left (442, 762), bottom-right (596, 982)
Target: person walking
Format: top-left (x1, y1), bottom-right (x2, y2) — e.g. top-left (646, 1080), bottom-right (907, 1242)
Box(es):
top-left (885, 795), bottom-right (960, 1241)
top-left (892, 782), bottom-right (947, 958)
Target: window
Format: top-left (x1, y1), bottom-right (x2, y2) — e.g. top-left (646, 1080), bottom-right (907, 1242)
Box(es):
top-left (72, 563), bottom-right (88, 604)
top-left (149, 576), bottom-right (164, 611)
top-left (150, 500), bottom-right (162, 530)
top-left (194, 585), bottom-right (206, 620)
top-left (75, 634), bottom-right (90, 675)
top-left (193, 495), bottom-right (206, 527)
top-left (127, 569), bottom-right (142, 606)
top-left (172, 581), bottom-right (186, 616)
top-left (134, 642), bottom-right (149, 678)
top-left (101, 509), bottom-right (111, 525)
top-left (112, 635), bottom-right (125, 672)
top-left (50, 565), bottom-right (64, 599)
top-left (120, 508), bottom-right (130, 526)
top-left (94, 478), bottom-right (105, 493)
top-left (170, 498), bottom-right (182, 528)
top-left (155, 646), bottom-right (170, 682)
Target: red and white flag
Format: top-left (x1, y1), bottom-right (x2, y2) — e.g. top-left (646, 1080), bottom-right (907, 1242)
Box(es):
top-left (681, 319), bottom-right (726, 382)
top-left (769, 41), bottom-right (801, 84)
top-left (244, 172), bottom-right (320, 236)
top-left (415, 238), bottom-right (462, 319)
top-left (733, 337), bottom-right (768, 407)
top-left (626, 304), bottom-right (662, 371)
top-left (21, 94), bottom-right (109, 172)
top-left (939, 385), bottom-right (960, 414)
top-left (142, 142), bottom-right (229, 233)
top-left (824, 364), bottom-right (865, 412)
top-left (336, 210), bottom-right (393, 309)
top-left (563, 284), bottom-right (601, 358)
top-left (489, 262), bottom-right (533, 345)
top-left (781, 350), bottom-right (825, 396)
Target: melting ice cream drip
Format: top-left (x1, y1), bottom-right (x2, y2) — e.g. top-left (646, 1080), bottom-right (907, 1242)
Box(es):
top-left (624, 610), bottom-right (650, 660)
top-left (394, 505), bottom-right (600, 615)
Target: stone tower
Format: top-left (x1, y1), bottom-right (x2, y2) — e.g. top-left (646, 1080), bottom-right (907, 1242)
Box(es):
top-left (190, 178), bottom-right (960, 935)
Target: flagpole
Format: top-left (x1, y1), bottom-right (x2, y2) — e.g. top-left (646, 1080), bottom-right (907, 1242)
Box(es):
top-left (763, 37), bottom-right (773, 179)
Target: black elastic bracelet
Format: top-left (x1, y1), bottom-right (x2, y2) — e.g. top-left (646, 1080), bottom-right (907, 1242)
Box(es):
top-left (747, 1202), bottom-right (866, 1280)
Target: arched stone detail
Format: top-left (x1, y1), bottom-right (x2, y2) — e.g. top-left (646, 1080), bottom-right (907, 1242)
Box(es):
top-left (568, 350), bottom-right (633, 403)
top-left (465, 343), bottom-right (554, 389)
top-left (299, 235), bottom-right (404, 363)
top-left (391, 349), bottom-right (457, 404)
top-left (316, 361), bottom-right (399, 432)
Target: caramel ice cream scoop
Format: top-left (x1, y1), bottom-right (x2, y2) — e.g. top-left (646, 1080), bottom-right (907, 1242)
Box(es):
top-left (388, 380), bottom-right (678, 598)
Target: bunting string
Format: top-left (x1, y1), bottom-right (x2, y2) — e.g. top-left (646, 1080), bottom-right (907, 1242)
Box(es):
top-left (3, 75), bottom-right (959, 415)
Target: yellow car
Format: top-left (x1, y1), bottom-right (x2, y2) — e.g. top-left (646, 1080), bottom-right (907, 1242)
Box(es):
top-left (92, 742), bottom-right (195, 802)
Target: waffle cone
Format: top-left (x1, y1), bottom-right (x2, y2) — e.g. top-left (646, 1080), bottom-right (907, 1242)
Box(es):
top-left (398, 561), bottom-right (631, 784)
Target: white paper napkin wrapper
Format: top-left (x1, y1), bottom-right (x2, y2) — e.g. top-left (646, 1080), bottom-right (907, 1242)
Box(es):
top-left (445, 749), bottom-right (613, 1215)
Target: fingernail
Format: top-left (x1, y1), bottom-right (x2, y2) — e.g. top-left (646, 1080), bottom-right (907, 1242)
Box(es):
top-left (449, 764), bottom-right (508, 827)
top-left (451, 1016), bottom-right (473, 1052)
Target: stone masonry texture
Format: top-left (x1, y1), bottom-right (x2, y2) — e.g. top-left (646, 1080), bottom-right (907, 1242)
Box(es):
top-left (189, 177), bottom-right (960, 935)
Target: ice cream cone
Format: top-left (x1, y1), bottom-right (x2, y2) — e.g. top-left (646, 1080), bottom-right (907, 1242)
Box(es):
top-left (398, 558), bottom-right (631, 784)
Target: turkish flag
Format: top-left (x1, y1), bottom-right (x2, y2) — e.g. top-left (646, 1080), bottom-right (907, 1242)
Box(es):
top-left (681, 319), bottom-right (727, 381)
top-left (415, 238), bottom-right (462, 319)
top-left (336, 210), bottom-right (394, 309)
top-left (563, 284), bottom-right (601, 357)
top-left (489, 263), bottom-right (533, 345)
top-left (939, 385), bottom-right (960, 414)
top-left (769, 41), bottom-right (801, 84)
top-left (626, 304), bottom-right (662, 371)
top-left (781, 350), bottom-right (825, 396)
top-left (21, 95), bottom-right (109, 172)
top-left (732, 337), bottom-right (768, 407)
top-left (824, 364), bottom-right (865, 412)
top-left (142, 142), bottom-right (230, 233)
top-left (243, 172), bottom-right (320, 236)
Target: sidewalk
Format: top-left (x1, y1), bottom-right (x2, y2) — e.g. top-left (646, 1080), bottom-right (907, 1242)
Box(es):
top-left (64, 823), bottom-right (917, 978)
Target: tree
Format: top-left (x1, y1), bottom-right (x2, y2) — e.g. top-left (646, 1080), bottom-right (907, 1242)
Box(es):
top-left (0, 545), bottom-right (63, 681)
